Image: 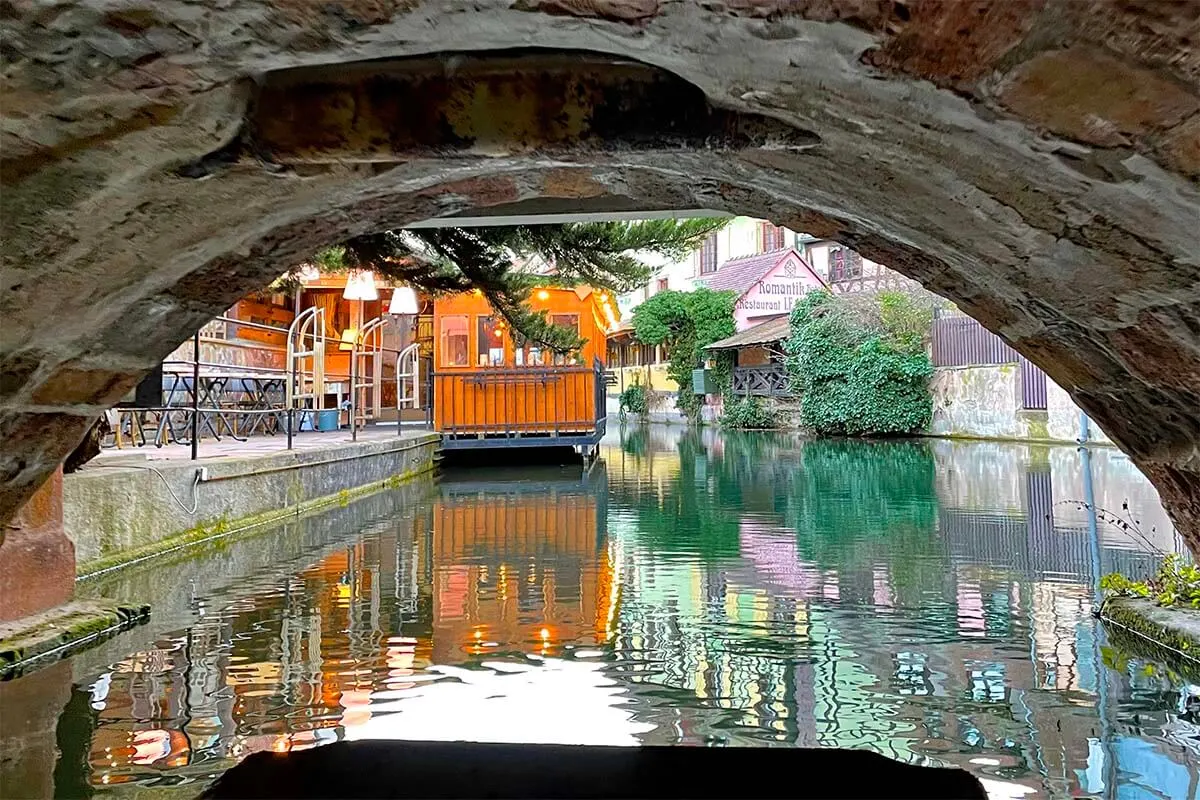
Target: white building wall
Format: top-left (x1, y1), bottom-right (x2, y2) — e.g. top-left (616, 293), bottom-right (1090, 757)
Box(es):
top-left (619, 217), bottom-right (800, 318)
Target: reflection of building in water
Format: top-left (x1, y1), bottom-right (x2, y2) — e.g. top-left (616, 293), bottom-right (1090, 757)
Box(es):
top-left (429, 467), bottom-right (615, 663)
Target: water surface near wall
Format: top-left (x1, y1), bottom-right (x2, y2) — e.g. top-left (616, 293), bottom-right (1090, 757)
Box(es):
top-left (3, 431), bottom-right (1195, 799)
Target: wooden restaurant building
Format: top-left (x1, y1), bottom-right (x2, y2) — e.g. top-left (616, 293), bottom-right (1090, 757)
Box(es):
top-left (153, 271), bottom-right (618, 455)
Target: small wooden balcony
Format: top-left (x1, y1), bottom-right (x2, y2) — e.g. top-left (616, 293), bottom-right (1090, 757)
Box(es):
top-left (731, 364), bottom-right (792, 397)
top-left (433, 360), bottom-right (608, 450)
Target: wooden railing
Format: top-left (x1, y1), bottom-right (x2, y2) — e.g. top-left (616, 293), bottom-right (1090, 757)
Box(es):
top-left (731, 365), bottom-right (792, 397)
top-left (432, 360), bottom-right (607, 441)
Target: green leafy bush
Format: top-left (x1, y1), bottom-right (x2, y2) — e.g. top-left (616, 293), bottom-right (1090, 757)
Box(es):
top-left (783, 291), bottom-right (933, 436)
top-left (720, 396), bottom-right (779, 429)
top-left (632, 288), bottom-right (737, 420)
top-left (618, 382), bottom-right (649, 416)
top-left (1102, 553), bottom-right (1200, 609)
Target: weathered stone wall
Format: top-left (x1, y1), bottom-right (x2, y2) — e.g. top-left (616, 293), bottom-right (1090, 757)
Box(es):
top-left (930, 365), bottom-right (1114, 444)
top-left (69, 473), bottom-right (436, 679)
top-left (1, 2), bottom-right (1198, 547)
top-left (64, 434), bottom-right (439, 573)
top-left (0, 468), bottom-right (73, 622)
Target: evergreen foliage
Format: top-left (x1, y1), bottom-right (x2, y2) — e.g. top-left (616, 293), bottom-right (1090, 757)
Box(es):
top-left (291, 219), bottom-right (725, 351)
top-left (784, 290), bottom-right (934, 435)
top-left (720, 395), bottom-right (779, 429)
top-left (618, 381), bottom-right (649, 416)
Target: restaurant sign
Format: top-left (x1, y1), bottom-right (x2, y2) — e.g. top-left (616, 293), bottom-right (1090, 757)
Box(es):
top-left (734, 254), bottom-right (823, 316)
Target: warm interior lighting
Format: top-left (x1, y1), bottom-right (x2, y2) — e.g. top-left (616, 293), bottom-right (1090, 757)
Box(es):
top-left (342, 270), bottom-right (378, 301)
top-left (536, 289), bottom-right (550, 301)
top-left (388, 286), bottom-right (419, 315)
top-left (339, 328), bottom-right (357, 351)
top-left (294, 264), bottom-right (321, 283)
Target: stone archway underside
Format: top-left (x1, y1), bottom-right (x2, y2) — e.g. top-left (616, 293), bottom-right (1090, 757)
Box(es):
top-left (1, 2), bottom-right (1198, 548)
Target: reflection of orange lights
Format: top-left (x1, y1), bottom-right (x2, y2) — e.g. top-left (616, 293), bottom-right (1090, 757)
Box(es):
top-left (272, 735), bottom-right (292, 753)
top-left (130, 730), bottom-right (171, 765)
top-left (339, 689), bottom-right (374, 729)
top-left (540, 627), bottom-right (551, 640)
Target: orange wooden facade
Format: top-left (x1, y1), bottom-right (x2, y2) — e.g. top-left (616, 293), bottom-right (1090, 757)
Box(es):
top-left (431, 287), bottom-right (614, 439)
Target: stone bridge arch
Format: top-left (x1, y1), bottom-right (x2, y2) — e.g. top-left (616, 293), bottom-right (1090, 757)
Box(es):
top-left (2, 2), bottom-right (1198, 548)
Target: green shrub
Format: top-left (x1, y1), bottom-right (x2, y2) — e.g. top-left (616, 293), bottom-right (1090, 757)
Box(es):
top-left (1102, 553), bottom-right (1200, 609)
top-left (618, 382), bottom-right (649, 416)
top-left (720, 396), bottom-right (779, 429)
top-left (632, 288), bottom-right (737, 421)
top-left (784, 291), bottom-right (933, 436)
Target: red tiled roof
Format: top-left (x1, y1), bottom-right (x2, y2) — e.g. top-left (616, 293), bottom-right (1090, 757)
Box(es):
top-left (705, 316), bottom-right (791, 350)
top-left (698, 249), bottom-right (792, 295)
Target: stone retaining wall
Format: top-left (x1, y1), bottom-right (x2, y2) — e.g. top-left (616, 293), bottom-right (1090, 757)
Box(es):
top-left (930, 365), bottom-right (1113, 444)
top-left (64, 435), bottom-right (439, 575)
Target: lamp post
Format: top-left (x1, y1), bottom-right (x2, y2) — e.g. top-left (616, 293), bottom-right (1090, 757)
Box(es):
top-left (342, 270), bottom-right (378, 435)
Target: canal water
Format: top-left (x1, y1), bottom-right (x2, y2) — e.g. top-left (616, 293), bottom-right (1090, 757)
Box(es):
top-left (3, 430), bottom-right (1198, 798)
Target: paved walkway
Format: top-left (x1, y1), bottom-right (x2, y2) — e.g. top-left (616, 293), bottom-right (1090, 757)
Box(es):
top-left (89, 425), bottom-right (434, 466)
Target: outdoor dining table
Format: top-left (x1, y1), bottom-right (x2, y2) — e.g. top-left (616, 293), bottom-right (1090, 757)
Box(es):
top-left (157, 365), bottom-right (287, 445)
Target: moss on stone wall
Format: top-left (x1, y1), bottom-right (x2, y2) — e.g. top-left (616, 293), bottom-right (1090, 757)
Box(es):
top-left (0, 601), bottom-right (150, 675)
top-left (1100, 596), bottom-right (1200, 680)
top-left (76, 451), bottom-right (437, 578)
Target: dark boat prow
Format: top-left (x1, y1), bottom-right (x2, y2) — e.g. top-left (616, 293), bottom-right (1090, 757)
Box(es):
top-left (203, 740), bottom-right (988, 799)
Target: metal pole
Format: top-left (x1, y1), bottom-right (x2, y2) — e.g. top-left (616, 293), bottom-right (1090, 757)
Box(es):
top-left (191, 331), bottom-right (200, 460)
top-left (288, 347), bottom-right (296, 450)
top-left (350, 303), bottom-right (360, 442)
top-left (1081, 454), bottom-right (1102, 610)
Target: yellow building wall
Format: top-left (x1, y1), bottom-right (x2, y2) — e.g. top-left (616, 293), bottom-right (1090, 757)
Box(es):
top-left (607, 364), bottom-right (678, 397)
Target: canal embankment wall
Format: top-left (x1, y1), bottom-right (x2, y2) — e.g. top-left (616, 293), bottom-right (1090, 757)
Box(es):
top-left (928, 364), bottom-right (1112, 444)
top-left (608, 363), bottom-right (1114, 446)
top-left (63, 434), bottom-right (440, 576)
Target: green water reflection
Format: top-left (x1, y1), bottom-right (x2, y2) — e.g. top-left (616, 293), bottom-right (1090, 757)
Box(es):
top-left (5, 430), bottom-right (1199, 799)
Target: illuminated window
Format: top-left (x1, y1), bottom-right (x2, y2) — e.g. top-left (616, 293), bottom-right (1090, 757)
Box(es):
top-left (476, 316), bottom-right (505, 366)
top-left (439, 315), bottom-right (469, 367)
top-left (514, 334), bottom-right (541, 367)
top-left (550, 314), bottom-right (580, 366)
top-left (699, 234), bottom-right (718, 274)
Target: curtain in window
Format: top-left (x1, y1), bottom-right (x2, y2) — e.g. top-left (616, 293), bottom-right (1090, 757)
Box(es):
top-left (440, 315), bottom-right (469, 367)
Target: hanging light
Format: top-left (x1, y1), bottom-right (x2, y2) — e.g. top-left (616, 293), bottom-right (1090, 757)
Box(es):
top-left (388, 286), bottom-right (419, 315)
top-left (342, 269), bottom-right (378, 301)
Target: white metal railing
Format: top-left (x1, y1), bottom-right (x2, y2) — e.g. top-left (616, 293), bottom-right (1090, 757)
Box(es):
top-left (286, 306), bottom-right (326, 411)
top-left (396, 343), bottom-right (421, 411)
top-left (350, 315), bottom-right (388, 440)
